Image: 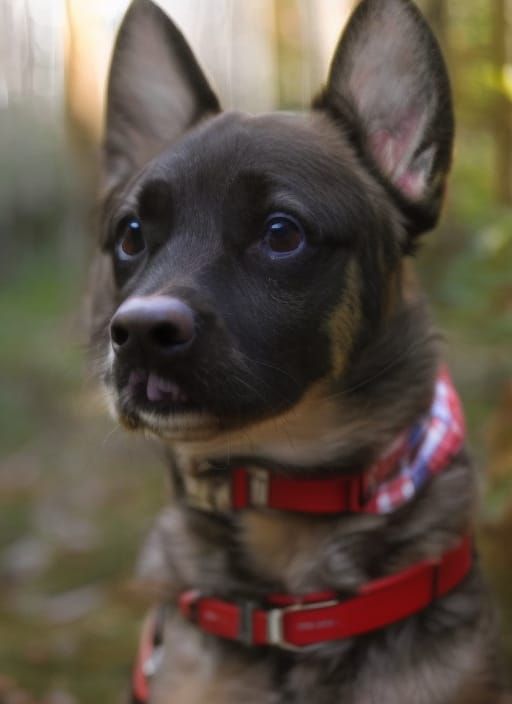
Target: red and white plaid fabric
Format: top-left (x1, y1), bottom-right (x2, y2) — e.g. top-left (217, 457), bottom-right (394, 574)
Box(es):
top-left (364, 367), bottom-right (465, 514)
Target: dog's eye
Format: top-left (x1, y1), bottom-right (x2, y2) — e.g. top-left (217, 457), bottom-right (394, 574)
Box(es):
top-left (262, 214), bottom-right (305, 257)
top-left (116, 218), bottom-right (146, 259)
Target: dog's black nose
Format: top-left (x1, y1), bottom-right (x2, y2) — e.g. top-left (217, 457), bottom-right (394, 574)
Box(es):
top-left (110, 296), bottom-right (195, 361)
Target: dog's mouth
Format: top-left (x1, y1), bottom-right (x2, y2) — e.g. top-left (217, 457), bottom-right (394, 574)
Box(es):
top-left (128, 369), bottom-right (190, 407)
top-left (109, 366), bottom-right (219, 438)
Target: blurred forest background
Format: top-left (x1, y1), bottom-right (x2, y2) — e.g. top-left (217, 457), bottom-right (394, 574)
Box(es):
top-left (0, 0), bottom-right (511, 702)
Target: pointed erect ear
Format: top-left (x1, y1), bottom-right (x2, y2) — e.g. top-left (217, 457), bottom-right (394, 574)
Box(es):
top-left (315, 0), bottom-right (454, 236)
top-left (104, 0), bottom-right (220, 191)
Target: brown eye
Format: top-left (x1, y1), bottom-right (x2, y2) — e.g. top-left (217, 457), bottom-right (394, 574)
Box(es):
top-left (262, 214), bottom-right (305, 257)
top-left (116, 219), bottom-right (146, 259)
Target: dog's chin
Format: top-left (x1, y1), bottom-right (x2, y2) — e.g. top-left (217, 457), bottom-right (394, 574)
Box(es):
top-left (136, 408), bottom-right (220, 441)
top-left (106, 390), bottom-right (220, 441)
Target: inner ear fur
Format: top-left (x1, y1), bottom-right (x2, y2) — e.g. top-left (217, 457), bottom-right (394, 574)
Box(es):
top-left (104, 0), bottom-right (220, 193)
top-left (314, 0), bottom-right (454, 238)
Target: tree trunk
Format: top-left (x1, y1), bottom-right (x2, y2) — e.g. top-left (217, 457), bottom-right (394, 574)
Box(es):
top-left (492, 0), bottom-right (512, 205)
top-left (421, 0), bottom-right (448, 51)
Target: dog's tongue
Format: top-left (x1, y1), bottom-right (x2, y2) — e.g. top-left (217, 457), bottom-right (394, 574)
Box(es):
top-left (146, 373), bottom-right (182, 402)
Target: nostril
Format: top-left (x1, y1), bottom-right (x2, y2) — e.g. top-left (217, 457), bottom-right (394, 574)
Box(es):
top-left (150, 322), bottom-right (183, 348)
top-left (111, 323), bottom-right (129, 347)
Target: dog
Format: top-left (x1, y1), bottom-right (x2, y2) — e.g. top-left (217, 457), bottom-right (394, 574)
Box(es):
top-left (88, 0), bottom-right (505, 701)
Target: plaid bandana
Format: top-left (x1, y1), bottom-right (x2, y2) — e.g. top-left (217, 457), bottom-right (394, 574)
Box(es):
top-left (364, 367), bottom-right (465, 514)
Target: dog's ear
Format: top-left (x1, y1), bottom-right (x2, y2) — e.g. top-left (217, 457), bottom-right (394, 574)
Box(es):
top-left (315, 0), bottom-right (454, 238)
top-left (104, 0), bottom-right (220, 192)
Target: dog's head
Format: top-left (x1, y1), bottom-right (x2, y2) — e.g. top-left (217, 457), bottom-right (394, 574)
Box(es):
top-left (90, 0), bottom-right (453, 450)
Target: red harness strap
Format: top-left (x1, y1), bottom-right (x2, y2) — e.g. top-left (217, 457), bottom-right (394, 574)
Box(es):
top-left (131, 538), bottom-right (472, 700)
top-left (178, 536), bottom-right (472, 650)
top-left (131, 605), bottom-right (166, 704)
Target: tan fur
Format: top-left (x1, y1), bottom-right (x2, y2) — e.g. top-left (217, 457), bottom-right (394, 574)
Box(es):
top-left (327, 258), bottom-right (362, 378)
top-left (172, 378), bottom-right (345, 469)
top-left (239, 510), bottom-right (378, 590)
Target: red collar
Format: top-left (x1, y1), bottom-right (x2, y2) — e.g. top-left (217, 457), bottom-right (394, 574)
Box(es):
top-left (132, 536), bottom-right (472, 701)
top-left (131, 605), bottom-right (166, 704)
top-left (183, 368), bottom-right (465, 516)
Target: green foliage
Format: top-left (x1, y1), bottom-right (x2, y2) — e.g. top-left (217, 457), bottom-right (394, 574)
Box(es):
top-left (0, 249), bottom-right (162, 701)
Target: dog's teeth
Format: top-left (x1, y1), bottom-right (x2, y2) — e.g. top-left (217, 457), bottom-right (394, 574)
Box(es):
top-left (127, 369), bottom-right (148, 396)
top-left (146, 373), bottom-right (181, 402)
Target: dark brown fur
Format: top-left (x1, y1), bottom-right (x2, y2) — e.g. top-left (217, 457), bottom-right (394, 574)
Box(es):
top-left (89, 0), bottom-right (504, 701)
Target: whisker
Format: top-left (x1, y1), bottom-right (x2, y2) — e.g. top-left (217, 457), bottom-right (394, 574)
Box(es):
top-left (321, 338), bottom-right (428, 405)
top-left (236, 351), bottom-right (301, 387)
top-left (102, 423), bottom-right (121, 447)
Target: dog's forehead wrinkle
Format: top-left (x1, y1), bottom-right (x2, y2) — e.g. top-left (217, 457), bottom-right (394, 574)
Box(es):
top-left (155, 109), bottom-right (360, 190)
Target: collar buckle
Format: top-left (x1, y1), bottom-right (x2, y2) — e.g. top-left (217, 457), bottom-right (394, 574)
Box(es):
top-left (237, 600), bottom-right (257, 645)
top-left (142, 644), bottom-right (164, 678)
top-left (247, 467), bottom-right (270, 508)
top-left (266, 599), bottom-right (339, 651)
top-left (183, 473), bottom-right (232, 512)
